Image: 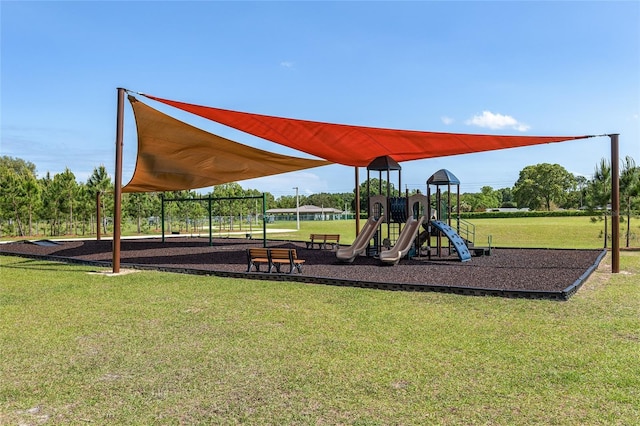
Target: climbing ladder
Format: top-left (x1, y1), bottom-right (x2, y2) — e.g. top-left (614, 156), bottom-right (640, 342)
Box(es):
top-left (430, 220), bottom-right (472, 262)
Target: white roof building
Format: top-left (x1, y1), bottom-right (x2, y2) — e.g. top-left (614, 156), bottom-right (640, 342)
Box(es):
top-left (266, 205), bottom-right (344, 215)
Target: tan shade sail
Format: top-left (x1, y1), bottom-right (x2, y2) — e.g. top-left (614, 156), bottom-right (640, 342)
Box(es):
top-left (144, 94), bottom-right (593, 167)
top-left (123, 96), bottom-right (331, 193)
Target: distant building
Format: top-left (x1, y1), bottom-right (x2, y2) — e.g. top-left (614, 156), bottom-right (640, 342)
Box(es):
top-left (266, 205), bottom-right (346, 221)
top-left (485, 208), bottom-right (530, 213)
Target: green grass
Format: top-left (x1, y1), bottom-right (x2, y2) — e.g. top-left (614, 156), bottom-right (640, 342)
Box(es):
top-left (8, 215), bottom-right (638, 250)
top-left (1, 252), bottom-right (639, 424)
top-left (467, 216), bottom-right (633, 249)
top-left (266, 216), bottom-right (639, 249)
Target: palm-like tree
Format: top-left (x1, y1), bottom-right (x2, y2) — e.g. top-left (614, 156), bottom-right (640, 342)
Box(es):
top-left (86, 165), bottom-right (112, 233)
top-left (23, 174), bottom-right (41, 236)
top-left (587, 159), bottom-right (611, 248)
top-left (55, 168), bottom-right (77, 235)
top-left (620, 156), bottom-right (640, 247)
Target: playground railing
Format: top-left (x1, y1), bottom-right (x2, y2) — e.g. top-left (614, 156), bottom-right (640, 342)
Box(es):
top-left (457, 218), bottom-right (476, 246)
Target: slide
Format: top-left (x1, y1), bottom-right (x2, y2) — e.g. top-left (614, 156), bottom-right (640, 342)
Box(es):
top-left (336, 215), bottom-right (385, 263)
top-left (379, 216), bottom-right (425, 265)
top-left (430, 220), bottom-right (472, 262)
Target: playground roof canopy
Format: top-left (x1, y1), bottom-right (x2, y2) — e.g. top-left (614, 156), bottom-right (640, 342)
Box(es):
top-left (428, 169), bottom-right (461, 185)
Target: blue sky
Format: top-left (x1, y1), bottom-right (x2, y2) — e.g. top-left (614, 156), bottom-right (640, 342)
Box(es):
top-left (2, 1), bottom-right (639, 198)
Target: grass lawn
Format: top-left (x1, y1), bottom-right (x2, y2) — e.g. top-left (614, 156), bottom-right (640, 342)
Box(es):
top-left (9, 215), bottom-right (636, 251)
top-left (265, 216), bottom-right (638, 250)
top-left (1, 251), bottom-right (638, 425)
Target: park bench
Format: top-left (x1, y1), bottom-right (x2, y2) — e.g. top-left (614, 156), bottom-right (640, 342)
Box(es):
top-left (305, 234), bottom-right (341, 250)
top-left (246, 247), bottom-right (305, 274)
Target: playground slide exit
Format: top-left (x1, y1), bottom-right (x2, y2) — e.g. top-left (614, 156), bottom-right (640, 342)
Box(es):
top-left (336, 215), bottom-right (385, 263)
top-left (379, 216), bottom-right (425, 265)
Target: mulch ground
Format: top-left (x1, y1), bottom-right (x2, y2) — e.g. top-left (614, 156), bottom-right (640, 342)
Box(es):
top-left (0, 237), bottom-right (606, 300)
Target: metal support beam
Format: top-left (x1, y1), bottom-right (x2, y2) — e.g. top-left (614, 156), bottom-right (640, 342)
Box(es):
top-left (112, 88), bottom-right (125, 273)
top-left (610, 134), bottom-right (620, 273)
top-left (355, 167), bottom-right (360, 236)
top-left (96, 191), bottom-right (101, 241)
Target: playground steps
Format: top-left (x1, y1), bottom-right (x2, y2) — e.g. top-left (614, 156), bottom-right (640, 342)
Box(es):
top-left (430, 220), bottom-right (472, 262)
top-left (471, 247), bottom-right (491, 257)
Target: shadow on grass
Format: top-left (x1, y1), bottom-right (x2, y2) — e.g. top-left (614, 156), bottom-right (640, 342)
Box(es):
top-left (1, 257), bottom-right (94, 273)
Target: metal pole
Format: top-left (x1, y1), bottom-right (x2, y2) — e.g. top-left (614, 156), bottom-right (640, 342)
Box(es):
top-left (447, 183), bottom-right (452, 227)
top-left (611, 134), bottom-right (620, 273)
top-left (262, 193), bottom-right (267, 248)
top-left (208, 195), bottom-right (213, 246)
top-left (456, 184), bottom-right (461, 233)
top-left (112, 88), bottom-right (125, 274)
top-left (96, 191), bottom-right (101, 241)
top-left (427, 184), bottom-right (431, 259)
top-left (355, 167), bottom-right (360, 236)
top-left (161, 194), bottom-right (165, 243)
top-left (293, 186), bottom-right (300, 230)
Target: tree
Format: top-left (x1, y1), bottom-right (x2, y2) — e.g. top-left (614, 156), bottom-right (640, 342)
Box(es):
top-left (497, 187), bottom-right (516, 208)
top-left (460, 187), bottom-right (501, 212)
top-left (39, 172), bottom-right (57, 235)
top-left (0, 168), bottom-right (27, 236)
top-left (86, 166), bottom-right (113, 234)
top-left (586, 159), bottom-right (611, 248)
top-left (124, 192), bottom-right (159, 234)
top-left (22, 173), bottom-right (41, 236)
top-left (513, 163), bottom-right (576, 211)
top-left (0, 156), bottom-right (40, 236)
top-left (620, 156), bottom-right (640, 247)
top-left (74, 183), bottom-right (93, 235)
top-left (357, 178), bottom-right (399, 214)
top-left (54, 168), bottom-right (77, 235)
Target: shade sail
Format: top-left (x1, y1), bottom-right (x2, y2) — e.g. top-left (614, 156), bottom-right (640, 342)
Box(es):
top-left (122, 96), bottom-right (331, 193)
top-left (143, 94), bottom-right (592, 167)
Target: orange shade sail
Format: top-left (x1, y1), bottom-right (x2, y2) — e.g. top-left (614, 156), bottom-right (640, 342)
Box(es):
top-left (123, 96), bottom-right (331, 193)
top-left (144, 94), bottom-right (592, 167)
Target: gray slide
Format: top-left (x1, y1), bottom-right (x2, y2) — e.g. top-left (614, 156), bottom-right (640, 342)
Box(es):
top-left (336, 215), bottom-right (385, 263)
top-left (379, 216), bottom-right (425, 265)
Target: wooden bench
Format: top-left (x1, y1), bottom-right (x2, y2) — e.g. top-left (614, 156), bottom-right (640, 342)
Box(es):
top-left (246, 248), bottom-right (305, 274)
top-left (305, 234), bottom-right (340, 250)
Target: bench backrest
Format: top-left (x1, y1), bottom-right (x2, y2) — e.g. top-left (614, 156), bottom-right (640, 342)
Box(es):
top-left (269, 248), bottom-right (297, 260)
top-left (249, 247), bottom-right (297, 260)
top-left (310, 234), bottom-right (340, 241)
top-left (248, 248), bottom-right (269, 259)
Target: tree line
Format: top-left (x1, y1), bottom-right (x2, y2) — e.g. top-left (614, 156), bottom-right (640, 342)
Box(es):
top-left (1, 155), bottom-right (638, 238)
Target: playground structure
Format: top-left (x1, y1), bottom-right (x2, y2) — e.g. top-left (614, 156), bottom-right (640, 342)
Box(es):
top-left (338, 160), bottom-right (480, 265)
top-left (425, 169), bottom-right (475, 261)
top-left (154, 161), bottom-right (484, 266)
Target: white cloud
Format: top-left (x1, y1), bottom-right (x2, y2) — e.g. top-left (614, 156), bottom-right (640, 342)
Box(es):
top-left (280, 61), bottom-right (294, 69)
top-left (465, 111), bottom-right (530, 132)
top-left (441, 116), bottom-right (454, 125)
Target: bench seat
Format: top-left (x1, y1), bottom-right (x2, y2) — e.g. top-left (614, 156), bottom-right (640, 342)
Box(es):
top-left (247, 248), bottom-right (305, 274)
top-left (305, 233), bottom-right (340, 250)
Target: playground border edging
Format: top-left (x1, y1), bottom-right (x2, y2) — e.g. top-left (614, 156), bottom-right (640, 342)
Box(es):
top-left (1, 247), bottom-right (609, 301)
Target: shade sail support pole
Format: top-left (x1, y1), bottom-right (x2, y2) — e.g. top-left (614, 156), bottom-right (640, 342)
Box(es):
top-left (112, 88), bottom-right (125, 273)
top-left (262, 193), bottom-right (267, 248)
top-left (96, 191), bottom-right (101, 241)
top-left (355, 167), bottom-right (360, 236)
top-left (610, 134), bottom-right (620, 273)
